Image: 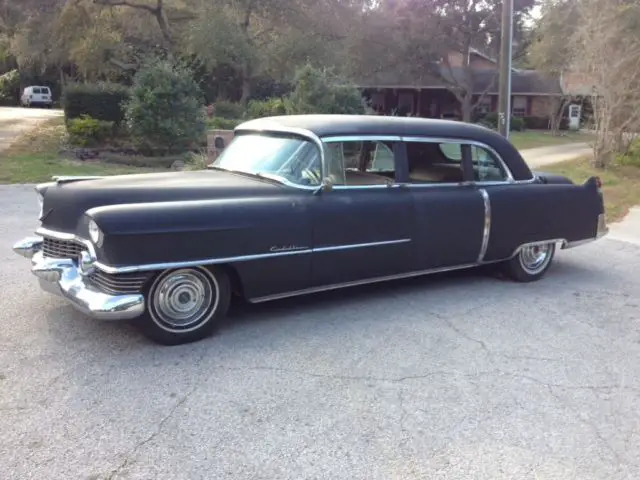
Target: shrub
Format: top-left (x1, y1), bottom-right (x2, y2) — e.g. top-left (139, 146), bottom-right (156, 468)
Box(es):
top-left (285, 64), bottom-right (366, 115)
top-left (523, 116), bottom-right (550, 130)
top-left (62, 82), bottom-right (130, 126)
top-left (67, 115), bottom-right (115, 147)
top-left (0, 70), bottom-right (20, 106)
top-left (510, 116), bottom-right (525, 132)
top-left (245, 97), bottom-right (287, 119)
top-left (477, 112), bottom-right (525, 131)
top-left (616, 137), bottom-right (640, 167)
top-left (207, 117), bottom-right (242, 130)
top-left (124, 57), bottom-right (207, 155)
top-left (213, 100), bottom-right (244, 119)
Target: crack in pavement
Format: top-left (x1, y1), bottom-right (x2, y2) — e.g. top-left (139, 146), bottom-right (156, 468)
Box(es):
top-left (104, 348), bottom-right (211, 480)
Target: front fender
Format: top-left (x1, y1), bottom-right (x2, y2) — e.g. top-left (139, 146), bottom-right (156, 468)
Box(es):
top-left (86, 196), bottom-right (313, 268)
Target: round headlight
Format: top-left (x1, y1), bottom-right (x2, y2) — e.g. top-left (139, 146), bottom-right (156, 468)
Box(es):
top-left (88, 219), bottom-right (103, 245)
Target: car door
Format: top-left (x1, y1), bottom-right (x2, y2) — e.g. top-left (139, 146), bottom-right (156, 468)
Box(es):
top-left (401, 139), bottom-right (487, 269)
top-left (309, 138), bottom-right (415, 287)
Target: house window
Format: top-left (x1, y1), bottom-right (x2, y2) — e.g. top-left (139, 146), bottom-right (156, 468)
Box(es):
top-left (397, 92), bottom-right (414, 116)
top-left (370, 92), bottom-right (385, 113)
top-left (477, 97), bottom-right (492, 115)
top-left (512, 96), bottom-right (527, 117)
top-left (323, 139), bottom-right (397, 186)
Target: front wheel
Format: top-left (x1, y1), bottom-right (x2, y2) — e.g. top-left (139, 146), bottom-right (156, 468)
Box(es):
top-left (137, 266), bottom-right (231, 345)
top-left (501, 242), bottom-right (556, 282)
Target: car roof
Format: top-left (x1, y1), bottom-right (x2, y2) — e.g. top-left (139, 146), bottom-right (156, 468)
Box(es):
top-left (237, 114), bottom-right (501, 142)
top-left (235, 114), bottom-right (533, 181)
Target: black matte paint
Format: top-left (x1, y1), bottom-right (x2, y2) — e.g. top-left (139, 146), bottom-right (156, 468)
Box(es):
top-left (35, 115), bottom-right (607, 302)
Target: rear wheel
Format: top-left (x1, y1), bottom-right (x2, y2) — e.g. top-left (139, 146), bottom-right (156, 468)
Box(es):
top-left (501, 242), bottom-right (556, 282)
top-left (137, 266), bottom-right (231, 345)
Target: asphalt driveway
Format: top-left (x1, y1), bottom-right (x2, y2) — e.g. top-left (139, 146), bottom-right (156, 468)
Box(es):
top-left (1, 185), bottom-right (640, 480)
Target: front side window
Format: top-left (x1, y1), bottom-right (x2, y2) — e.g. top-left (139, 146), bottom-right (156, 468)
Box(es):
top-left (323, 139), bottom-right (397, 186)
top-left (212, 133), bottom-right (322, 186)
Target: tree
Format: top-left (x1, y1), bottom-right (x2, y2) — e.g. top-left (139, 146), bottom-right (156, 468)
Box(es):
top-left (346, 0), bottom-right (536, 122)
top-left (187, 0), bottom-right (350, 104)
top-left (124, 57), bottom-right (207, 154)
top-left (286, 63), bottom-right (366, 115)
top-left (527, 0), bottom-right (579, 135)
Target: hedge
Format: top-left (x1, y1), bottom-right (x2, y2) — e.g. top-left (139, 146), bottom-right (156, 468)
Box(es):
top-left (62, 83), bottom-right (130, 126)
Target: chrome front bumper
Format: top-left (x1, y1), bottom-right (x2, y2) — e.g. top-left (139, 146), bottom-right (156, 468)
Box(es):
top-left (12, 236), bottom-right (145, 321)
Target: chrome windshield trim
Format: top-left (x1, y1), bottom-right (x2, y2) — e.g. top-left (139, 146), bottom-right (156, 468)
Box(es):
top-left (477, 188), bottom-right (491, 262)
top-left (86, 238), bottom-right (412, 275)
top-left (232, 126), bottom-right (326, 190)
top-left (315, 238), bottom-right (411, 252)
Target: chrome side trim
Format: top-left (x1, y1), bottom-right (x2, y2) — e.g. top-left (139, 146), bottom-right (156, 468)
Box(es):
top-left (477, 189), bottom-right (491, 262)
top-left (101, 248), bottom-right (314, 275)
top-left (248, 262), bottom-right (480, 303)
top-left (27, 230), bottom-right (412, 275)
top-left (53, 176), bottom-right (106, 184)
top-left (314, 238), bottom-right (411, 253)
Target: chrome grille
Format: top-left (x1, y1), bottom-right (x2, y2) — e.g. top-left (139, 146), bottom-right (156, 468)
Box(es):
top-left (87, 270), bottom-right (151, 295)
top-left (43, 237), bottom-right (84, 259)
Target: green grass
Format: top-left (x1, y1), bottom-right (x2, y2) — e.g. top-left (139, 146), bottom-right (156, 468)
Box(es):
top-left (544, 156), bottom-right (640, 222)
top-left (509, 130), bottom-right (595, 150)
top-left (0, 117), bottom-right (166, 184)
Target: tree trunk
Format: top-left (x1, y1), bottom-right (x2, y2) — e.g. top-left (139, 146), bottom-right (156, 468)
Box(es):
top-left (461, 93), bottom-right (473, 123)
top-left (240, 62), bottom-right (251, 105)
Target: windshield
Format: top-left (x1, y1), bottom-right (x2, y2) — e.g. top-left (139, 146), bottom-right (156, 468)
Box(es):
top-left (212, 133), bottom-right (322, 187)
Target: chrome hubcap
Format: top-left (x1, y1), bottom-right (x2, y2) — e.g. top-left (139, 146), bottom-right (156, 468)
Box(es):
top-left (151, 269), bottom-right (218, 330)
top-left (519, 243), bottom-right (553, 274)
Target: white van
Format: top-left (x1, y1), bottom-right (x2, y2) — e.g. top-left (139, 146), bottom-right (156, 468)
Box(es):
top-left (20, 86), bottom-right (53, 108)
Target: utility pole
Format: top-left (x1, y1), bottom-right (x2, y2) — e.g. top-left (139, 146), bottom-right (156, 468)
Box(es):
top-left (497, 0), bottom-right (513, 138)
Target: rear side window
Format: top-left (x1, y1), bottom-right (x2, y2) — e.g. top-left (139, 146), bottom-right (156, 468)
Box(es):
top-left (438, 143), bottom-right (510, 182)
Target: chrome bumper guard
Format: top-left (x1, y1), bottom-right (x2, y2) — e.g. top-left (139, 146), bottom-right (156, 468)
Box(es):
top-left (12, 236), bottom-right (145, 321)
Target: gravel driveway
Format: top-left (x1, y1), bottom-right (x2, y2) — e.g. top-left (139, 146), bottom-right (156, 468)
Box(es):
top-left (0, 107), bottom-right (62, 152)
top-left (1, 185), bottom-right (640, 480)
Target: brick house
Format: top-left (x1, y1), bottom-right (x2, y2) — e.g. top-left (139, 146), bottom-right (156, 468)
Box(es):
top-left (356, 48), bottom-right (577, 127)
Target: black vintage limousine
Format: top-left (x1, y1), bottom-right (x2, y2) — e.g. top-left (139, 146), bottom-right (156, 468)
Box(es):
top-left (13, 115), bottom-right (608, 345)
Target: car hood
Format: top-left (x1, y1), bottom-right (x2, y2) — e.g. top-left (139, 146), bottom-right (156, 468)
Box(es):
top-left (39, 169), bottom-right (283, 232)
